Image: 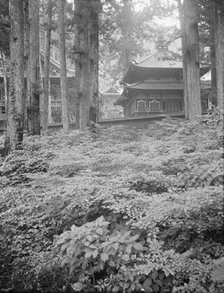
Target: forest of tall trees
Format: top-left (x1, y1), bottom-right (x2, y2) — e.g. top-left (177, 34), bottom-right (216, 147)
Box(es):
top-left (0, 1), bottom-right (224, 293)
top-left (0, 0), bottom-right (223, 153)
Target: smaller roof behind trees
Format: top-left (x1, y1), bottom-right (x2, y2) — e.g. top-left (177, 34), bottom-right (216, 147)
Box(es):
top-left (40, 50), bottom-right (75, 77)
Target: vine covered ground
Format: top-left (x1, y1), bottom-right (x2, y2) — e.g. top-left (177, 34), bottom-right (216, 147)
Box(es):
top-left (0, 109), bottom-right (223, 293)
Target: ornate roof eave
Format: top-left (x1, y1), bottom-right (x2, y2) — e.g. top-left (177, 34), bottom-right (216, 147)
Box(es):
top-left (121, 64), bottom-right (183, 85)
top-left (200, 66), bottom-right (210, 77)
top-left (120, 63), bottom-right (136, 85)
top-left (114, 87), bottom-right (128, 106)
top-left (120, 55), bottom-right (210, 84)
top-left (121, 65), bottom-right (210, 85)
top-left (116, 77), bottom-right (211, 106)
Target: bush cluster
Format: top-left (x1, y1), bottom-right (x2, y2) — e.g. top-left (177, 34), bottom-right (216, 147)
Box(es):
top-left (0, 109), bottom-right (223, 292)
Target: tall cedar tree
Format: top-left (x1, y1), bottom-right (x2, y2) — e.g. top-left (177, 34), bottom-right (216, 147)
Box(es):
top-left (182, 0), bottom-right (202, 119)
top-left (74, 0), bottom-right (99, 130)
top-left (42, 0), bottom-right (54, 131)
top-left (198, 0), bottom-right (222, 107)
top-left (59, 0), bottom-right (69, 131)
top-left (0, 0), bottom-right (9, 128)
top-left (5, 0), bottom-right (25, 153)
top-left (27, 0), bottom-right (41, 135)
top-left (202, 0), bottom-right (218, 106)
top-left (23, 0), bottom-right (29, 128)
top-left (0, 51), bottom-right (8, 107)
top-left (177, 0), bottom-right (189, 118)
top-left (119, 0), bottom-right (133, 74)
top-left (214, 0), bottom-right (224, 109)
top-left (210, 5), bottom-right (217, 106)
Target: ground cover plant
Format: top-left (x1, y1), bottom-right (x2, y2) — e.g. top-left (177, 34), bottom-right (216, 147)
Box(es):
top-left (0, 108), bottom-right (223, 293)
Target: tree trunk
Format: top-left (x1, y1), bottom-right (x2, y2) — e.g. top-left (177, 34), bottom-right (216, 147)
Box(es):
top-left (74, 0), bottom-right (99, 130)
top-left (210, 38), bottom-right (217, 106)
top-left (214, 0), bottom-right (224, 109)
top-left (74, 0), bottom-right (91, 130)
top-left (27, 0), bottom-right (40, 135)
top-left (23, 0), bottom-right (29, 65)
top-left (207, 0), bottom-right (217, 107)
top-left (120, 0), bottom-right (132, 74)
top-left (42, 0), bottom-right (53, 131)
top-left (183, 0), bottom-right (202, 119)
top-left (0, 51), bottom-right (8, 109)
top-left (89, 0), bottom-right (99, 128)
top-left (59, 0), bottom-right (69, 131)
top-left (5, 0), bottom-right (25, 153)
top-left (23, 0), bottom-right (29, 129)
top-left (177, 0), bottom-right (189, 119)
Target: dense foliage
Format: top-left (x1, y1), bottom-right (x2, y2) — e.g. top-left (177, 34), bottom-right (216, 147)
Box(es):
top-left (0, 109), bottom-right (223, 292)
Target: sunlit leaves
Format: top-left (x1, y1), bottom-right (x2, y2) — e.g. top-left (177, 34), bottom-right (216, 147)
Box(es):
top-left (0, 111), bottom-right (224, 292)
top-left (101, 253), bottom-right (109, 262)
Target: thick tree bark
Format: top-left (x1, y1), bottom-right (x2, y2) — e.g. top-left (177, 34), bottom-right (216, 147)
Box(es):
top-left (74, 0), bottom-right (91, 130)
top-left (23, 0), bottom-right (29, 128)
top-left (42, 0), bottom-right (53, 131)
top-left (214, 0), bottom-right (224, 109)
top-left (210, 38), bottom-right (217, 106)
top-left (27, 0), bottom-right (40, 135)
top-left (59, 0), bottom-right (69, 131)
top-left (0, 51), bottom-right (8, 109)
top-left (5, 0), bottom-right (25, 153)
top-left (89, 0), bottom-right (99, 127)
top-left (74, 0), bottom-right (99, 130)
top-left (183, 0), bottom-right (202, 119)
top-left (120, 0), bottom-right (132, 74)
top-left (177, 0), bottom-right (189, 119)
top-left (23, 0), bottom-right (29, 62)
top-left (208, 1), bottom-right (217, 107)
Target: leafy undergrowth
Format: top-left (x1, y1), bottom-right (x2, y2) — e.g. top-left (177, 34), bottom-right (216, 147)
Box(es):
top-left (0, 109), bottom-right (224, 293)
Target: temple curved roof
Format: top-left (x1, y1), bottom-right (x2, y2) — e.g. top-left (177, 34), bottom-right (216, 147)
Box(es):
top-left (134, 49), bottom-right (182, 69)
top-left (121, 48), bottom-right (209, 84)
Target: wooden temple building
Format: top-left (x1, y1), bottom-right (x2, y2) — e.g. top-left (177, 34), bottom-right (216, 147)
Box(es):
top-left (115, 48), bottom-right (210, 119)
top-left (0, 47), bottom-right (212, 132)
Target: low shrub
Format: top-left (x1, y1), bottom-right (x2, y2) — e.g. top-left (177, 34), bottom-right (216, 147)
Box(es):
top-left (55, 216), bottom-right (185, 293)
top-left (0, 110), bottom-right (223, 292)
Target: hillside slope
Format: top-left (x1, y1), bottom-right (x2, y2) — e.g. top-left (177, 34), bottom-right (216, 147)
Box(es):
top-left (0, 110), bottom-right (223, 293)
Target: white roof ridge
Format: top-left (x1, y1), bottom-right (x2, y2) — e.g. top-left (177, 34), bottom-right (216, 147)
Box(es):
top-left (134, 49), bottom-right (182, 69)
top-left (136, 51), bottom-right (158, 65)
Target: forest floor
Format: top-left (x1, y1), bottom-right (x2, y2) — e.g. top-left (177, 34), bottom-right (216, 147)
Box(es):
top-left (0, 111), bottom-right (224, 293)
